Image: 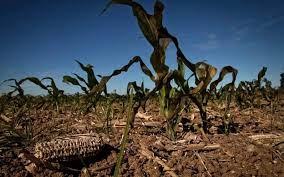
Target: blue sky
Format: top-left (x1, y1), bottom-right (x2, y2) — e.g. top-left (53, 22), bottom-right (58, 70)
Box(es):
top-left (0, 0), bottom-right (283, 95)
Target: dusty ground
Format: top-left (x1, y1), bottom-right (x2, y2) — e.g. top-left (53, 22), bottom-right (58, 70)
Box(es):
top-left (0, 95), bottom-right (283, 177)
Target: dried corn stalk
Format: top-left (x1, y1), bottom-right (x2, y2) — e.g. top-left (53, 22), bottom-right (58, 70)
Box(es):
top-left (34, 134), bottom-right (109, 162)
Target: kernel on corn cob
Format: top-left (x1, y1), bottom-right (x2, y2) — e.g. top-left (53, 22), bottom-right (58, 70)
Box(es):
top-left (34, 134), bottom-right (109, 162)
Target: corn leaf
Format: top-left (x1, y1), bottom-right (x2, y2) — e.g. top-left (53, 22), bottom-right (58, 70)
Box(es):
top-left (63, 75), bottom-right (88, 94)
top-left (257, 67), bottom-right (267, 83)
top-left (22, 77), bottom-right (48, 90)
top-left (1, 79), bottom-right (16, 86)
top-left (100, 0), bottom-right (133, 15)
top-left (90, 56), bottom-right (154, 95)
top-left (1, 78), bottom-right (26, 87)
top-left (126, 81), bottom-right (147, 98)
top-left (150, 46), bottom-right (169, 80)
top-left (72, 73), bottom-right (89, 87)
top-left (75, 60), bottom-right (99, 89)
top-left (209, 66), bottom-right (238, 93)
top-left (42, 77), bottom-right (64, 96)
top-left (190, 62), bottom-right (217, 94)
top-left (102, 0), bottom-right (162, 47)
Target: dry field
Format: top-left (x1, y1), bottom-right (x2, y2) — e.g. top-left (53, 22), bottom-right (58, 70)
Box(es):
top-left (0, 93), bottom-right (283, 177)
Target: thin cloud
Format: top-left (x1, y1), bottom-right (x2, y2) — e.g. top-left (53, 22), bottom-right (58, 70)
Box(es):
top-left (193, 33), bottom-right (219, 50)
top-left (232, 18), bottom-right (255, 31)
top-left (233, 15), bottom-right (284, 41)
top-left (234, 26), bottom-right (250, 41)
top-left (258, 15), bottom-right (284, 31)
top-left (232, 18), bottom-right (255, 41)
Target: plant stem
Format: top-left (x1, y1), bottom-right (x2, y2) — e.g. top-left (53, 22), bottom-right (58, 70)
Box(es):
top-left (113, 89), bottom-right (134, 177)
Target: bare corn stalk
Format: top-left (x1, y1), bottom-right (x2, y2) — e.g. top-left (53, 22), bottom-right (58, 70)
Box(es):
top-left (113, 87), bottom-right (135, 177)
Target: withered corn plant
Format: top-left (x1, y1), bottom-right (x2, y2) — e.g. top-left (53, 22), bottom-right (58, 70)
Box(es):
top-left (114, 81), bottom-right (155, 176)
top-left (99, 91), bottom-right (124, 132)
top-left (63, 60), bottom-right (106, 94)
top-left (0, 77), bottom-right (64, 149)
top-left (0, 79), bottom-right (37, 148)
top-left (94, 0), bottom-right (238, 140)
top-left (0, 78), bottom-right (30, 111)
top-left (113, 86), bottom-right (135, 177)
top-left (0, 104), bottom-right (33, 152)
top-left (41, 77), bottom-right (64, 111)
top-left (103, 98), bottom-right (114, 133)
top-left (63, 60), bottom-right (107, 112)
top-left (21, 77), bottom-right (64, 112)
top-left (236, 67), bottom-right (276, 109)
top-left (209, 66), bottom-right (238, 134)
top-left (235, 67), bottom-right (265, 108)
top-left (0, 78), bottom-right (33, 114)
top-left (235, 67), bottom-right (279, 131)
top-left (1, 79), bottom-right (26, 98)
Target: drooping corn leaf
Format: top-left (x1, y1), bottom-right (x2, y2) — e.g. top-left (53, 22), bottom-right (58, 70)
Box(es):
top-left (104, 0), bottom-right (169, 81)
top-left (134, 6), bottom-right (159, 47)
top-left (158, 27), bottom-right (196, 72)
top-left (75, 60), bottom-right (93, 74)
top-left (190, 62), bottom-right (217, 94)
top-left (63, 75), bottom-right (88, 94)
top-left (1, 79), bottom-right (25, 96)
top-left (63, 75), bottom-right (80, 85)
top-left (42, 77), bottom-right (64, 96)
top-left (1, 78), bottom-right (27, 88)
top-left (100, 0), bottom-right (133, 15)
top-left (158, 27), bottom-right (217, 95)
top-left (159, 26), bottom-right (220, 96)
top-left (72, 73), bottom-right (89, 87)
top-left (102, 0), bottom-right (164, 48)
top-left (90, 56), bottom-right (154, 96)
top-left (209, 66), bottom-right (238, 94)
top-left (3, 77), bottom-right (55, 97)
top-left (1, 79), bottom-right (16, 86)
top-left (257, 67), bottom-right (267, 84)
top-left (22, 77), bottom-right (48, 90)
top-left (75, 60), bottom-right (99, 89)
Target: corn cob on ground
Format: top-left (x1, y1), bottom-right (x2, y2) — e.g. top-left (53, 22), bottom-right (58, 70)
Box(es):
top-left (34, 133), bottom-right (109, 162)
